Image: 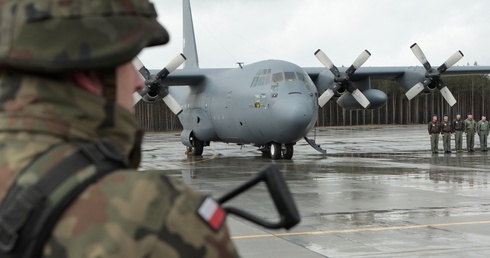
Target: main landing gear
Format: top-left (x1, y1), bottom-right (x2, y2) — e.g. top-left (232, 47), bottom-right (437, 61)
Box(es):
top-left (265, 143), bottom-right (294, 160)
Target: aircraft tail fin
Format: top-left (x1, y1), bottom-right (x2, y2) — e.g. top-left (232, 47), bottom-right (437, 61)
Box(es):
top-left (183, 0), bottom-right (199, 69)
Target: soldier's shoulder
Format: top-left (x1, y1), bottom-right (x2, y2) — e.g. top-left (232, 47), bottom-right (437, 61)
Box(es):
top-left (56, 168), bottom-right (207, 232)
top-left (46, 169), bottom-right (238, 258)
top-left (96, 169), bottom-right (203, 201)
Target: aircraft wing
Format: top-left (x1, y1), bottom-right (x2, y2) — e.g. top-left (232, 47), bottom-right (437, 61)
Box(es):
top-left (305, 66), bottom-right (490, 88)
top-left (437, 66), bottom-right (490, 76)
top-left (304, 67), bottom-right (405, 81)
top-left (151, 68), bottom-right (225, 86)
top-left (304, 65), bottom-right (490, 109)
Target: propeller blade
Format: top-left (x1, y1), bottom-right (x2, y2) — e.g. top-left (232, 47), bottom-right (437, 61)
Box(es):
top-left (438, 50), bottom-right (464, 73)
top-left (163, 94), bottom-right (183, 115)
top-left (350, 89), bottom-right (370, 109)
top-left (438, 83), bottom-right (457, 107)
top-left (318, 88), bottom-right (335, 107)
top-left (132, 57), bottom-right (151, 80)
top-left (132, 87), bottom-right (150, 106)
top-left (346, 50), bottom-right (371, 75)
top-left (132, 92), bottom-right (142, 106)
top-left (314, 49), bottom-right (340, 77)
top-left (405, 82), bottom-right (425, 100)
top-left (410, 43), bottom-right (431, 71)
top-left (156, 53), bottom-right (187, 80)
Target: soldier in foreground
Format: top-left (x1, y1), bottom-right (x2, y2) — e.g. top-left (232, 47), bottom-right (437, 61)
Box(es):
top-left (452, 112), bottom-right (465, 153)
top-left (0, 1), bottom-right (238, 257)
top-left (464, 112), bottom-right (477, 152)
top-left (477, 115), bottom-right (489, 152)
top-left (428, 114), bottom-right (442, 154)
top-left (441, 114), bottom-right (452, 153)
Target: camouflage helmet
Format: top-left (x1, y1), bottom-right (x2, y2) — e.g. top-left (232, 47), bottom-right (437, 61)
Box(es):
top-left (0, 0), bottom-right (169, 73)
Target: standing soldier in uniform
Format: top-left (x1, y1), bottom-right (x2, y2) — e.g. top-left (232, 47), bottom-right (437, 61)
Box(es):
top-left (0, 1), bottom-right (239, 257)
top-left (452, 112), bottom-right (465, 152)
top-left (465, 112), bottom-right (477, 152)
top-left (428, 114), bottom-right (442, 154)
top-left (441, 114), bottom-right (452, 153)
top-left (477, 115), bottom-right (490, 152)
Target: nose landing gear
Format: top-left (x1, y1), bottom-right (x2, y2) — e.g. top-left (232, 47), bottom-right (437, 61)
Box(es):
top-left (264, 143), bottom-right (294, 160)
top-left (282, 144), bottom-right (294, 159)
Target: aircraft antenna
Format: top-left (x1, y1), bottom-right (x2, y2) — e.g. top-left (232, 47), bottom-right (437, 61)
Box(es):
top-left (197, 16), bottom-right (240, 66)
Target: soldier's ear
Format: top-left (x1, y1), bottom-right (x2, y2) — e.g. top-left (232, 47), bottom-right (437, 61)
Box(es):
top-left (71, 72), bottom-right (104, 95)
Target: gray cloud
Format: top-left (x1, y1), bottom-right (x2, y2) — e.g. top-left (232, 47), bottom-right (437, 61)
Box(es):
top-left (140, 0), bottom-right (490, 69)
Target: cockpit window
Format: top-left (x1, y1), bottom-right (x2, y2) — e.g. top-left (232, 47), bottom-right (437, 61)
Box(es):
top-left (272, 72), bottom-right (284, 83)
top-left (296, 72), bottom-right (304, 82)
top-left (251, 69), bottom-right (272, 87)
top-left (284, 72), bottom-right (297, 81)
top-left (259, 71), bottom-right (313, 89)
top-left (301, 71), bottom-right (314, 91)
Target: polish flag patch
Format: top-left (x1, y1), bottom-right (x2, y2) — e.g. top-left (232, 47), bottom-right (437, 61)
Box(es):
top-left (197, 197), bottom-right (226, 231)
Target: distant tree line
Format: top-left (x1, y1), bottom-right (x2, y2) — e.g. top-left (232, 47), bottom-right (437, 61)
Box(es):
top-left (135, 100), bottom-right (182, 131)
top-left (135, 74), bottom-right (490, 131)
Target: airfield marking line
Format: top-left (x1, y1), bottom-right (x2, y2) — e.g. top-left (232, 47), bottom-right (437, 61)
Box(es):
top-left (231, 220), bottom-right (490, 239)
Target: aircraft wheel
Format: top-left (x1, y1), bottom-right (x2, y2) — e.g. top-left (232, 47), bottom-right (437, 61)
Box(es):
top-left (192, 139), bottom-right (204, 156)
top-left (270, 143), bottom-right (281, 159)
top-left (282, 144), bottom-right (294, 159)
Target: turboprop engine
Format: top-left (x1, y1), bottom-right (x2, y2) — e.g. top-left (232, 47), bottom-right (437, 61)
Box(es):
top-left (336, 89), bottom-right (387, 110)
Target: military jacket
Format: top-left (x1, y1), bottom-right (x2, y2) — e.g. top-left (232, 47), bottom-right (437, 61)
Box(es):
top-left (477, 120), bottom-right (490, 135)
top-left (0, 72), bottom-right (238, 258)
top-left (464, 119), bottom-right (477, 133)
top-left (452, 119), bottom-right (465, 132)
top-left (441, 120), bottom-right (452, 133)
top-left (428, 121), bottom-right (441, 134)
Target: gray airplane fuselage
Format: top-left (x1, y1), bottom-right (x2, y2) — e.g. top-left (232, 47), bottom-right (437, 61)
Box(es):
top-left (170, 60), bottom-right (318, 146)
top-left (136, 0), bottom-right (490, 159)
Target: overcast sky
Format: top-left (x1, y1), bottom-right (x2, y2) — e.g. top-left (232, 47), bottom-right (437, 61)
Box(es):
top-left (139, 0), bottom-right (490, 70)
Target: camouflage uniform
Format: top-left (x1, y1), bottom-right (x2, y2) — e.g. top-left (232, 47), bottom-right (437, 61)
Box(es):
top-left (0, 0), bottom-right (239, 257)
top-left (0, 73), bottom-right (238, 258)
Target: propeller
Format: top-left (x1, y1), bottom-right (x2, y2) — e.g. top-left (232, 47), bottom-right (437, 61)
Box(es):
top-left (314, 49), bottom-right (371, 108)
top-left (132, 54), bottom-right (187, 115)
top-left (405, 43), bottom-right (463, 107)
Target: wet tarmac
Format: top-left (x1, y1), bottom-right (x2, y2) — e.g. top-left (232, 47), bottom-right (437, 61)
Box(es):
top-left (141, 125), bottom-right (490, 257)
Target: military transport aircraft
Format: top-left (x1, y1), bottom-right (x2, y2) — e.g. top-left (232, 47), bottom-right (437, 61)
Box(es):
top-left (132, 0), bottom-right (490, 160)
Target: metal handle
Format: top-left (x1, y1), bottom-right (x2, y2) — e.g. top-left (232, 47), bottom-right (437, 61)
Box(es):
top-left (217, 165), bottom-right (300, 230)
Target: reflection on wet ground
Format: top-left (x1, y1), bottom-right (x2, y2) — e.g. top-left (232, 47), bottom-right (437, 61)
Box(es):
top-left (141, 125), bottom-right (490, 257)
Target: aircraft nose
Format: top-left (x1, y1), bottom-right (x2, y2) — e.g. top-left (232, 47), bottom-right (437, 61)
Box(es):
top-left (272, 96), bottom-right (315, 143)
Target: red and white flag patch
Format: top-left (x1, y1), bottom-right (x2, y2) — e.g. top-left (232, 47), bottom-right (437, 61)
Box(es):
top-left (197, 197), bottom-right (226, 231)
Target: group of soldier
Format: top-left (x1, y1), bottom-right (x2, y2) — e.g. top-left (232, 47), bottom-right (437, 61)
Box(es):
top-left (428, 112), bottom-right (490, 153)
